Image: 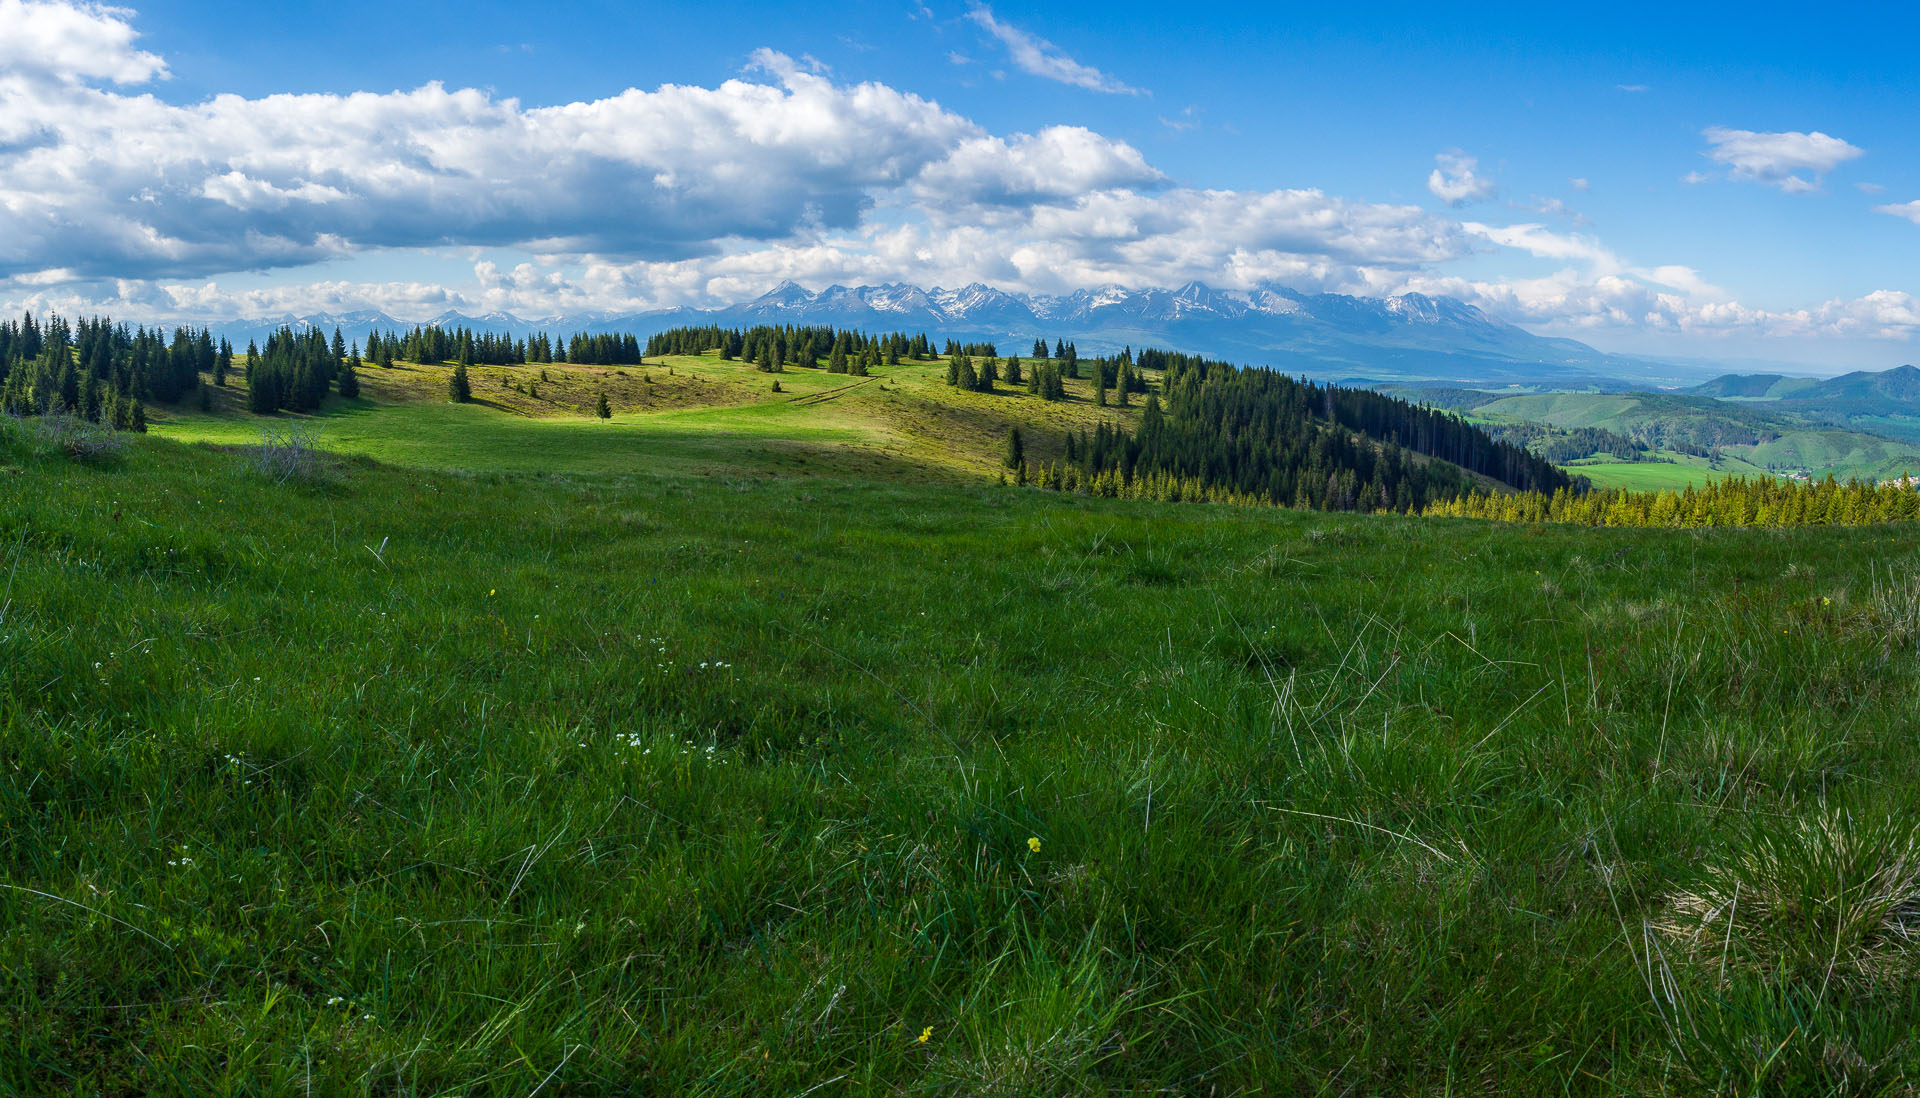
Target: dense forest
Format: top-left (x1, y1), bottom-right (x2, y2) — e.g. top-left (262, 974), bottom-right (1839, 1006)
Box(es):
top-left (1427, 474), bottom-right (1920, 527)
top-left (1031, 348), bottom-right (1572, 514)
top-left (0, 312), bottom-right (235, 430)
top-left (1483, 421), bottom-right (1649, 463)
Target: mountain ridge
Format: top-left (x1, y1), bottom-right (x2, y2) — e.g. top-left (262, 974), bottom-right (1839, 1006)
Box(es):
top-left (204, 281), bottom-right (1728, 388)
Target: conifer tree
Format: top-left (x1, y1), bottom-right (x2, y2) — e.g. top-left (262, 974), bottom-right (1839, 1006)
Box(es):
top-left (449, 363), bottom-right (472, 403)
top-left (1004, 426), bottom-right (1024, 469)
top-left (596, 391), bottom-right (611, 419)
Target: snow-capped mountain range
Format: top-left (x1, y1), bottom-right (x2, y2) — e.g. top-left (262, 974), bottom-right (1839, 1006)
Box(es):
top-left (207, 282), bottom-right (1711, 387)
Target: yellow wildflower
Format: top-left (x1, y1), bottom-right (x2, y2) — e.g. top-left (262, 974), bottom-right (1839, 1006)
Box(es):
top-left (1027, 836), bottom-right (1042, 853)
top-left (918, 1026), bottom-right (933, 1043)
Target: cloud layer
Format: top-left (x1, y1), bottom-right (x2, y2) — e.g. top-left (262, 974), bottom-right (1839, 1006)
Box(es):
top-left (0, 0), bottom-right (1913, 353)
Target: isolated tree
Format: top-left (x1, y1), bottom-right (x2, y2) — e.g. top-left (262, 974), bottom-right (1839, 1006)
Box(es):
top-left (449, 363), bottom-right (472, 403)
top-left (1003, 426), bottom-right (1024, 470)
top-left (596, 391), bottom-right (611, 419)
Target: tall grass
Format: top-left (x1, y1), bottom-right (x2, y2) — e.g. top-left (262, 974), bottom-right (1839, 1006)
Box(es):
top-left (2, 434), bottom-right (1919, 1093)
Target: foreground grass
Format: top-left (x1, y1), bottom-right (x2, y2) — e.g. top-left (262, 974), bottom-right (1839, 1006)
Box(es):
top-left (5, 430), bottom-right (1920, 1094)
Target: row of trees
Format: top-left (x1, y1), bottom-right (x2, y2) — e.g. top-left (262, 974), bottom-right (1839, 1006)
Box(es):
top-left (360, 326), bottom-right (642, 367)
top-left (646, 325), bottom-right (938, 372)
top-left (1426, 475), bottom-right (1920, 527)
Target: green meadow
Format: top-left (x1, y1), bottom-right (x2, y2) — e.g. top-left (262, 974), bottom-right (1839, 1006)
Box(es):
top-left (7, 394), bottom-right (1920, 1095)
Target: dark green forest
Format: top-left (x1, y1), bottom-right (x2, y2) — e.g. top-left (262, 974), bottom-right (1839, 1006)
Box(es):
top-left (1041, 349), bottom-right (1573, 513)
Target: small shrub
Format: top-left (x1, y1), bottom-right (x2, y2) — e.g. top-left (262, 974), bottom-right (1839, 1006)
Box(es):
top-left (251, 420), bottom-right (331, 483)
top-left (29, 414), bottom-right (128, 465)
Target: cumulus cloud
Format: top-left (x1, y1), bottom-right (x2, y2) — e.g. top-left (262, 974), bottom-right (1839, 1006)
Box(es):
top-left (1427, 152), bottom-right (1496, 206)
top-left (1, 0), bottom-right (1913, 355)
top-left (964, 4), bottom-right (1142, 96)
top-left (0, 2), bottom-right (1464, 312)
top-left (0, 0), bottom-right (165, 83)
top-left (914, 126), bottom-right (1164, 208)
top-left (1875, 200), bottom-right (1920, 225)
top-left (1701, 126), bottom-right (1864, 193)
top-left (0, 44), bottom-right (995, 278)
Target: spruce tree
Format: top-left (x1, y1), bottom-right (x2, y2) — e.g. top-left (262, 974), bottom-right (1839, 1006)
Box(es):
top-left (1004, 426), bottom-right (1024, 469)
top-left (338, 360), bottom-right (361, 399)
top-left (596, 391), bottom-right (611, 419)
top-left (449, 363), bottom-right (472, 403)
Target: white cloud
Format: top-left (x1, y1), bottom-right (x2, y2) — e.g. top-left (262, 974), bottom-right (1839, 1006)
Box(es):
top-left (1615, 83), bottom-right (1648, 93)
top-left (0, 1), bottom-right (1913, 356)
top-left (1875, 200), bottom-right (1920, 225)
top-left (1569, 177), bottom-right (1590, 191)
top-left (1427, 152), bottom-right (1496, 206)
top-left (963, 4), bottom-right (1142, 96)
top-left (1701, 126), bottom-right (1864, 193)
top-left (914, 126), bottom-right (1164, 208)
top-left (0, 47), bottom-right (992, 278)
top-left (1856, 182), bottom-right (1885, 194)
top-left (1680, 170), bottom-right (1713, 185)
top-left (0, 0), bottom-right (165, 84)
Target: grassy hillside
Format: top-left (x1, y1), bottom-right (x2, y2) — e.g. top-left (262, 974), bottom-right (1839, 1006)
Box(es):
top-left (1444, 390), bottom-right (1920, 487)
top-left (6, 422), bottom-right (1920, 1093)
top-left (150, 354), bottom-right (1157, 483)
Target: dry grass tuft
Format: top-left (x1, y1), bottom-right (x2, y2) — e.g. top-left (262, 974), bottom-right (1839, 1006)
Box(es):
top-left (1660, 810), bottom-right (1920, 986)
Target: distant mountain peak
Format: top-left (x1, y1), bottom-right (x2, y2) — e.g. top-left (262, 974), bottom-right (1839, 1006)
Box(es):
top-left (204, 278), bottom-right (1719, 388)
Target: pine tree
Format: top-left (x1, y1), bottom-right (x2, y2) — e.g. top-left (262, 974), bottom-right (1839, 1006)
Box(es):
top-left (1003, 426), bottom-right (1024, 469)
top-left (338, 359), bottom-right (361, 399)
top-left (449, 363), bottom-right (472, 403)
top-left (596, 391), bottom-right (611, 419)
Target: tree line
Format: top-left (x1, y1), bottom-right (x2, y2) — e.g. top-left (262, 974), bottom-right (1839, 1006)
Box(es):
top-left (1024, 349), bottom-right (1571, 514)
top-left (0, 313), bottom-right (239, 430)
top-left (1426, 474), bottom-right (1920, 527)
top-left (359, 327), bottom-right (634, 367)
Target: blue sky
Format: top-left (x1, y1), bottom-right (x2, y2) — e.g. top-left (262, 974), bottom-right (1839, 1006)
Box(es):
top-left (3, 0), bottom-right (1918, 368)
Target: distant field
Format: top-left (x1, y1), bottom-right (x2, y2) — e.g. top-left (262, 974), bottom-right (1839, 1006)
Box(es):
top-left (1566, 451), bottom-right (1772, 490)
